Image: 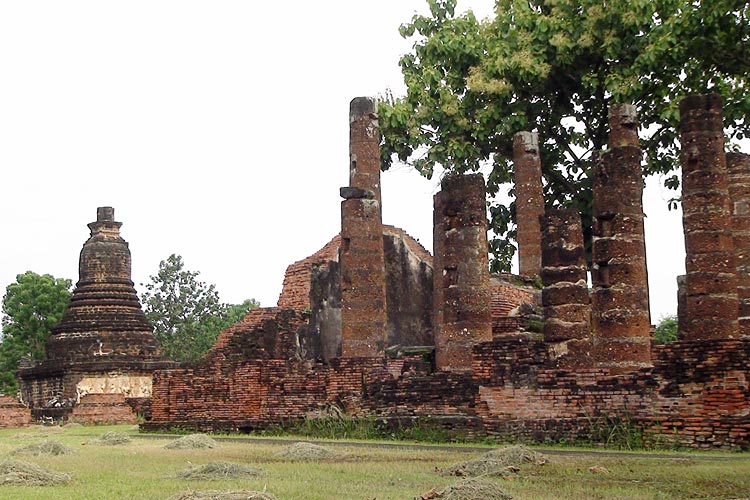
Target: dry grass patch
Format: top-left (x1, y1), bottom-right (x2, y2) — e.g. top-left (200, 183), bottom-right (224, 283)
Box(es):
top-left (166, 491), bottom-right (278, 500)
top-left (176, 461), bottom-right (265, 480)
top-left (439, 445), bottom-right (547, 478)
top-left (0, 459), bottom-right (71, 486)
top-left (10, 440), bottom-right (74, 457)
top-left (88, 431), bottom-right (132, 446)
top-left (166, 434), bottom-right (218, 450)
top-left (273, 442), bottom-right (343, 461)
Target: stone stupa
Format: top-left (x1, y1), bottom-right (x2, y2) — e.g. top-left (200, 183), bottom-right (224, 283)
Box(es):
top-left (18, 207), bottom-right (174, 423)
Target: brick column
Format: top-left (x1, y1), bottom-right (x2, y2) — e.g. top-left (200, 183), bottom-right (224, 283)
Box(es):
top-left (433, 174), bottom-right (492, 372)
top-left (726, 152), bottom-right (750, 335)
top-left (540, 207), bottom-right (591, 345)
top-left (340, 97), bottom-right (388, 357)
top-left (679, 93), bottom-right (739, 340)
top-left (513, 131), bottom-right (545, 278)
top-left (590, 104), bottom-right (651, 372)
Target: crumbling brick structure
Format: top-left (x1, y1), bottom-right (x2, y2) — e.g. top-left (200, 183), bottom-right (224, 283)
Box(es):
top-left (679, 93), bottom-right (739, 340)
top-left (142, 94), bottom-right (749, 450)
top-left (591, 104), bottom-right (651, 372)
top-left (513, 131), bottom-right (545, 278)
top-left (339, 97), bottom-right (389, 357)
top-left (17, 207), bottom-right (173, 424)
top-left (433, 174), bottom-right (493, 372)
top-left (727, 152), bottom-right (750, 335)
top-left (540, 208), bottom-right (590, 348)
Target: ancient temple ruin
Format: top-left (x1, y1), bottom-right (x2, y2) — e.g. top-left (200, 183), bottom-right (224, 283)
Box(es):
top-left (3, 93), bottom-right (748, 450)
top-left (17, 207), bottom-right (173, 423)
top-left (139, 94), bottom-right (750, 450)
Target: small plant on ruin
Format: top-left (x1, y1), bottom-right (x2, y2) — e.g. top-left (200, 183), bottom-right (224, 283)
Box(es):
top-left (655, 314), bottom-right (679, 344)
top-left (10, 439), bottom-right (74, 456)
top-left (583, 411), bottom-right (644, 450)
top-left (176, 461), bottom-right (264, 480)
top-left (88, 431), bottom-right (132, 446)
top-left (165, 433), bottom-right (218, 450)
top-left (438, 445), bottom-right (547, 477)
top-left (0, 458), bottom-right (71, 486)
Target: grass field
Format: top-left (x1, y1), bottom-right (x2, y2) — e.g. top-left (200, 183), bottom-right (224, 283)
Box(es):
top-left (0, 424), bottom-right (747, 499)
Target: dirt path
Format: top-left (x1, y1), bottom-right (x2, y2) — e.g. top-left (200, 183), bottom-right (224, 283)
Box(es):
top-left (134, 433), bottom-right (748, 461)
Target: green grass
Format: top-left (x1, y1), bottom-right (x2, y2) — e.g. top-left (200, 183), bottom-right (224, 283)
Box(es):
top-left (0, 425), bottom-right (747, 499)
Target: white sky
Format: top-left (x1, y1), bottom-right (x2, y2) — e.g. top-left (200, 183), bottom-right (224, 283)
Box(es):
top-left (0, 0), bottom-right (684, 328)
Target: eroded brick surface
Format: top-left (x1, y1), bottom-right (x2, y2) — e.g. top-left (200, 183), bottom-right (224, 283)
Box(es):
top-left (680, 94), bottom-right (739, 339)
top-left (513, 131), bottom-right (544, 277)
top-left (727, 152), bottom-right (750, 335)
top-left (591, 104), bottom-right (651, 372)
top-left (433, 174), bottom-right (492, 372)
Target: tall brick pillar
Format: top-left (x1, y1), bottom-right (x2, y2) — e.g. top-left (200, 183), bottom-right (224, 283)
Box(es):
top-left (513, 131), bottom-right (544, 278)
top-left (433, 174), bottom-right (492, 372)
top-left (339, 97), bottom-right (388, 357)
top-left (590, 104), bottom-right (651, 371)
top-left (679, 93), bottom-right (739, 340)
top-left (727, 152), bottom-right (750, 335)
top-left (540, 208), bottom-right (591, 346)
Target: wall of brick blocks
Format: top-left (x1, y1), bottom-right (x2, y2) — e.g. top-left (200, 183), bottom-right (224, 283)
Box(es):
top-left (0, 396), bottom-right (32, 428)
top-left (475, 337), bottom-right (750, 449)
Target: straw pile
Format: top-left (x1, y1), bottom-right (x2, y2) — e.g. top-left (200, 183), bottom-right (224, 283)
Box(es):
top-left (176, 461), bottom-right (264, 480)
top-left (273, 442), bottom-right (342, 461)
top-left (437, 479), bottom-right (513, 500)
top-left (0, 459), bottom-right (71, 486)
top-left (439, 445), bottom-right (546, 477)
top-left (10, 440), bottom-right (74, 457)
top-left (88, 431), bottom-right (132, 446)
top-left (165, 434), bottom-right (218, 450)
top-left (167, 491), bottom-right (278, 500)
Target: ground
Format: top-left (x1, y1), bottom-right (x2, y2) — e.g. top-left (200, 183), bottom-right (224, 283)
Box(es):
top-left (0, 425), bottom-right (747, 500)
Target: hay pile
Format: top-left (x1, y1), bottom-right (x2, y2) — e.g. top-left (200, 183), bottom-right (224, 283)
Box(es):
top-left (62, 422), bottom-right (83, 429)
top-left (165, 434), bottom-right (218, 450)
top-left (439, 445), bottom-right (547, 477)
top-left (88, 431), bottom-right (132, 446)
top-left (167, 491), bottom-right (277, 500)
top-left (176, 461), bottom-right (264, 480)
top-left (0, 459), bottom-right (71, 486)
top-left (273, 442), bottom-right (342, 461)
top-left (10, 440), bottom-right (74, 457)
top-left (437, 479), bottom-right (512, 500)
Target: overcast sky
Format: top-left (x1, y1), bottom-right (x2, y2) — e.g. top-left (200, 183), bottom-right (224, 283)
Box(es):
top-left (1, 0), bottom-right (685, 328)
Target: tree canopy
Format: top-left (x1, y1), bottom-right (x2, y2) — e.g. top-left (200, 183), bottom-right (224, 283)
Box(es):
top-left (0, 272), bottom-right (72, 393)
top-left (380, 0), bottom-right (750, 270)
top-left (140, 254), bottom-right (259, 363)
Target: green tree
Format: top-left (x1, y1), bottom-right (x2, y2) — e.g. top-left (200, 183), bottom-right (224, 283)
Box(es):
top-left (0, 272), bottom-right (72, 393)
top-left (654, 314), bottom-right (678, 343)
top-left (380, 0), bottom-right (750, 270)
top-left (140, 254), bottom-right (259, 363)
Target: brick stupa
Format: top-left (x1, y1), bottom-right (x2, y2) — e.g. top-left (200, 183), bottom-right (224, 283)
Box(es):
top-left (18, 207), bottom-right (173, 423)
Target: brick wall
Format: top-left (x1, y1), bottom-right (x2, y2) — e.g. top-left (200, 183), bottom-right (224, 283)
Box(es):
top-left (475, 337), bottom-right (750, 449)
top-left (0, 396), bottom-right (32, 428)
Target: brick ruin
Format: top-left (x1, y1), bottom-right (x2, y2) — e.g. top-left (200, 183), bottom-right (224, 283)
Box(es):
top-left (140, 93), bottom-right (749, 450)
top-left (4, 94), bottom-right (749, 450)
top-left (16, 207), bottom-right (174, 424)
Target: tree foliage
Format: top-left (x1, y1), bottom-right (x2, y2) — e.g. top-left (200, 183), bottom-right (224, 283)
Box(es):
top-left (380, 0), bottom-right (750, 270)
top-left (654, 314), bottom-right (678, 343)
top-left (0, 272), bottom-right (72, 393)
top-left (140, 254), bottom-right (259, 363)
